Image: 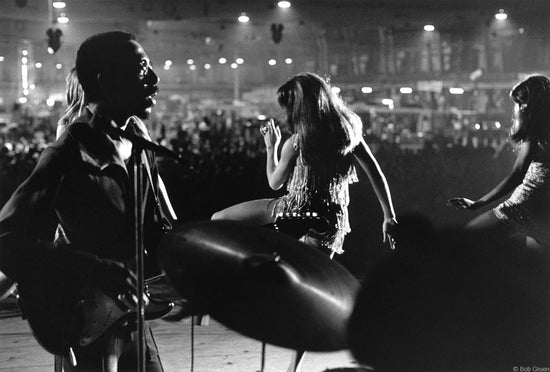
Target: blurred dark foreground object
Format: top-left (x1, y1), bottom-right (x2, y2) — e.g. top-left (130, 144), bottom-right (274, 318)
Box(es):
top-left (349, 214), bottom-right (550, 372)
top-left (158, 220), bottom-right (359, 351)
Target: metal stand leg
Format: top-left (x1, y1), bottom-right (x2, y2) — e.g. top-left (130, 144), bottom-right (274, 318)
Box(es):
top-left (260, 342), bottom-right (266, 372)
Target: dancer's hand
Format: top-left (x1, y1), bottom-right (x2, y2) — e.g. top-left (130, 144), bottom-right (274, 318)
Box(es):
top-left (260, 119), bottom-right (281, 150)
top-left (383, 217), bottom-right (398, 250)
top-left (447, 197), bottom-right (480, 210)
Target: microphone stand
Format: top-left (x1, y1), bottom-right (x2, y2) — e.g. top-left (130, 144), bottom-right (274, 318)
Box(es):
top-left (109, 125), bottom-right (180, 372)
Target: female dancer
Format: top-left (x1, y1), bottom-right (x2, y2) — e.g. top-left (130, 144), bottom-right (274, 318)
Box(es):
top-left (56, 67), bottom-right (86, 139)
top-left (212, 72), bottom-right (397, 254)
top-left (448, 75), bottom-right (550, 247)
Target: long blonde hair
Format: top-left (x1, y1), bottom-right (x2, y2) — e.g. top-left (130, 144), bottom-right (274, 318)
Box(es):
top-left (56, 67), bottom-right (86, 139)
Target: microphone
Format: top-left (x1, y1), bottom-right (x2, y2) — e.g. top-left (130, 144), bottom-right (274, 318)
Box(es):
top-left (105, 125), bottom-right (182, 161)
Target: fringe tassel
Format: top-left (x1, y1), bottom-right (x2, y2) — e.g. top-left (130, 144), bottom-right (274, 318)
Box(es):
top-left (272, 150), bottom-right (358, 254)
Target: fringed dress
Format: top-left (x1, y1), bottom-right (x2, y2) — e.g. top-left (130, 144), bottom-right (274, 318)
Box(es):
top-left (493, 143), bottom-right (550, 246)
top-left (272, 135), bottom-right (358, 255)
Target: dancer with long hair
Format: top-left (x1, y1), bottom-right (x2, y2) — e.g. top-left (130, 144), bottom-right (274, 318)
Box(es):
top-left (56, 67), bottom-right (86, 139)
top-left (448, 75), bottom-right (550, 248)
top-left (212, 72), bottom-right (397, 255)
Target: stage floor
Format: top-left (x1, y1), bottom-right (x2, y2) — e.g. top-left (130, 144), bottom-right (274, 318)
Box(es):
top-left (0, 300), bottom-right (366, 372)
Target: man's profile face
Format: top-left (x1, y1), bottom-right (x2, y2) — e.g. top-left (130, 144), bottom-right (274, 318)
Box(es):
top-left (107, 40), bottom-right (159, 122)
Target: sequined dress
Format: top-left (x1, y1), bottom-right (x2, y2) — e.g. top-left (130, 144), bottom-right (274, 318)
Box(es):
top-left (272, 135), bottom-right (358, 254)
top-left (493, 144), bottom-right (550, 245)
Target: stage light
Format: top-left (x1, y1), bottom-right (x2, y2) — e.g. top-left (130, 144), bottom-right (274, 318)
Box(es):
top-left (34, 62), bottom-right (41, 68)
top-left (30, 84), bottom-right (35, 89)
top-left (52, 1), bottom-right (66, 8)
top-left (204, 63), bottom-right (211, 69)
top-left (0, 56), bottom-right (4, 62)
top-left (495, 121), bottom-right (501, 129)
top-left (400, 87), bottom-right (413, 94)
top-left (236, 57), bottom-right (244, 64)
top-left (230, 63), bottom-right (238, 69)
top-left (219, 57), bottom-right (227, 64)
top-left (163, 65), bottom-right (170, 70)
top-left (474, 123), bottom-right (481, 130)
top-left (22, 50), bottom-right (28, 56)
top-left (361, 86), bottom-right (373, 94)
top-left (331, 87), bottom-right (341, 94)
top-left (382, 98), bottom-right (394, 109)
top-left (424, 24), bottom-right (435, 32)
top-left (46, 97), bottom-right (55, 106)
top-left (47, 47), bottom-right (54, 54)
top-left (268, 59), bottom-right (276, 66)
top-left (278, 1), bottom-right (291, 8)
top-left (258, 115), bottom-right (267, 120)
top-left (57, 14), bottom-right (69, 23)
top-left (238, 13), bottom-right (249, 23)
top-left (189, 65), bottom-right (196, 71)
top-left (495, 9), bottom-right (507, 20)
top-left (519, 27), bottom-right (525, 34)
top-left (23, 89), bottom-right (29, 96)
top-left (285, 58), bottom-right (293, 64)
top-left (56, 63), bottom-right (62, 69)
top-left (186, 59), bottom-right (194, 65)
top-left (18, 97), bottom-right (27, 104)
top-left (449, 87), bottom-right (464, 95)
top-left (21, 57), bottom-right (27, 64)
top-left (164, 60), bottom-right (172, 66)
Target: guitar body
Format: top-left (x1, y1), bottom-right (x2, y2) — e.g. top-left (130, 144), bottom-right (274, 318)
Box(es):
top-left (18, 278), bottom-right (173, 356)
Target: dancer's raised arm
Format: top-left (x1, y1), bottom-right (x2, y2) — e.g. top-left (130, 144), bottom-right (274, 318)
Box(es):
top-left (353, 137), bottom-right (397, 248)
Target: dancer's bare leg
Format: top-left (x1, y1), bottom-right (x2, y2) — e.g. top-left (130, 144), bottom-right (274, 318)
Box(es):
top-left (212, 198), bottom-right (276, 225)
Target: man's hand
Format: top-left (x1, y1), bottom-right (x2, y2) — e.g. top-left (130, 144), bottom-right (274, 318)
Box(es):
top-left (91, 258), bottom-right (147, 310)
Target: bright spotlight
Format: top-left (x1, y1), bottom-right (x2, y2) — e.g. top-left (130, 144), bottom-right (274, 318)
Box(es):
top-left (361, 86), bottom-right (373, 94)
top-left (57, 14), bottom-right (69, 23)
top-left (400, 87), bottom-right (413, 94)
top-left (331, 87), bottom-right (341, 94)
top-left (204, 63), bottom-right (211, 70)
top-left (424, 24), bottom-right (435, 32)
top-left (278, 1), bottom-right (291, 8)
top-left (18, 97), bottom-right (28, 104)
top-left (285, 58), bottom-right (293, 64)
top-left (34, 62), bottom-right (42, 68)
top-left (186, 59), bottom-right (194, 65)
top-left (164, 60), bottom-right (173, 66)
top-left (189, 65), bottom-right (196, 71)
top-left (449, 87), bottom-right (464, 95)
top-left (382, 98), bottom-right (394, 109)
top-left (0, 56), bottom-right (4, 62)
top-left (163, 65), bottom-right (170, 70)
top-left (495, 9), bottom-right (507, 20)
top-left (22, 50), bottom-right (28, 56)
top-left (55, 63), bottom-right (62, 70)
top-left (474, 123), bottom-right (481, 130)
top-left (495, 121), bottom-right (502, 129)
top-left (47, 47), bottom-right (54, 54)
top-left (21, 57), bottom-right (28, 64)
top-left (219, 57), bottom-right (227, 64)
top-left (238, 13), bottom-right (249, 23)
top-left (268, 59), bottom-right (276, 66)
top-left (52, 1), bottom-right (66, 9)
top-left (236, 58), bottom-right (244, 64)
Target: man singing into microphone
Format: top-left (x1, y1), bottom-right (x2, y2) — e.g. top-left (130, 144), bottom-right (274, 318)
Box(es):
top-left (0, 31), bottom-right (175, 371)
